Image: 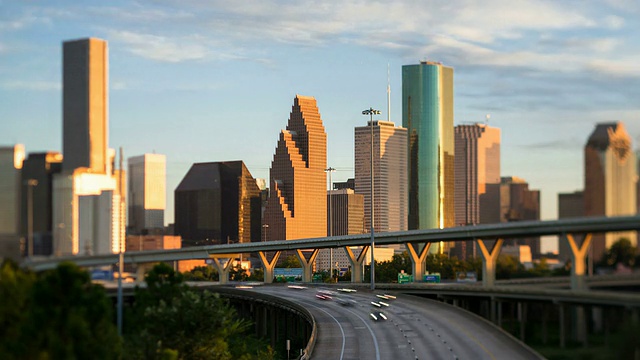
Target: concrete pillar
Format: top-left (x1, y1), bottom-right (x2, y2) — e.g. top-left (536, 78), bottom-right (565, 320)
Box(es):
top-left (210, 257), bottom-right (234, 285)
top-left (559, 303), bottom-right (566, 349)
top-left (258, 251), bottom-right (282, 284)
top-left (344, 246), bottom-right (369, 283)
top-left (135, 263), bottom-right (151, 284)
top-left (476, 238), bottom-right (503, 287)
top-left (518, 302), bottom-right (527, 342)
top-left (562, 233), bottom-right (592, 291)
top-left (406, 242), bottom-right (432, 282)
top-left (497, 300), bottom-right (502, 327)
top-left (295, 249), bottom-right (319, 283)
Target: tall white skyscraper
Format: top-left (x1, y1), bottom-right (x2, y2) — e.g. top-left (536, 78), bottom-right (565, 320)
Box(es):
top-left (355, 120), bottom-right (408, 234)
top-left (128, 153), bottom-right (166, 233)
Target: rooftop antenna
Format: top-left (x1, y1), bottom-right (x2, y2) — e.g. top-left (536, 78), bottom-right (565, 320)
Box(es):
top-left (485, 114), bottom-right (491, 125)
top-left (387, 63), bottom-right (391, 122)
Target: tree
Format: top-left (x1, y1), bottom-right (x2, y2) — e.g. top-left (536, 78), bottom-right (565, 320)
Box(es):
top-left (601, 237), bottom-right (637, 268)
top-left (279, 255), bottom-right (301, 268)
top-left (10, 262), bottom-right (120, 359)
top-left (183, 265), bottom-right (218, 281)
top-left (0, 260), bottom-right (34, 358)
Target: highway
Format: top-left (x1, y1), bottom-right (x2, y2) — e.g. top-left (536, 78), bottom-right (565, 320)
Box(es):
top-left (246, 284), bottom-right (543, 360)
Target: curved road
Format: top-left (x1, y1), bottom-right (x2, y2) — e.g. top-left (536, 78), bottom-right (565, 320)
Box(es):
top-left (246, 285), bottom-right (542, 360)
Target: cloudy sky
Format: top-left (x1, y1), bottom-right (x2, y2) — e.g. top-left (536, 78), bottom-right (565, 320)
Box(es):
top-left (2, 0), bottom-right (639, 252)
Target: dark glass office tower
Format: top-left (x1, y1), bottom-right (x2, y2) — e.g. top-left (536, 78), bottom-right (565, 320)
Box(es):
top-left (175, 161), bottom-right (262, 246)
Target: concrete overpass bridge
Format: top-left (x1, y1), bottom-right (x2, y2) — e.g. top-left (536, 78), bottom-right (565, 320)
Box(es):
top-left (26, 215), bottom-right (640, 291)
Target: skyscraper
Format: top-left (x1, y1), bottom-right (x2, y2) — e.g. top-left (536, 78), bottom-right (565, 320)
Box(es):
top-left (558, 191), bottom-right (584, 264)
top-left (354, 120), bottom-right (408, 233)
top-left (402, 61), bottom-right (455, 233)
top-left (584, 122), bottom-right (637, 261)
top-left (174, 161), bottom-right (262, 246)
top-left (20, 152), bottom-right (63, 256)
top-left (62, 38), bottom-right (108, 174)
top-left (128, 154), bottom-right (166, 234)
top-left (500, 176), bottom-right (541, 258)
top-left (454, 123), bottom-right (501, 259)
top-left (0, 145), bottom-right (25, 260)
top-left (53, 38), bottom-right (124, 256)
top-left (263, 95), bottom-right (327, 241)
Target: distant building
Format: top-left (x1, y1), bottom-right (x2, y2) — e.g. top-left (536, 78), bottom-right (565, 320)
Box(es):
top-left (263, 95), bottom-right (327, 241)
top-left (402, 61), bottom-right (455, 255)
top-left (584, 122), bottom-right (637, 261)
top-left (355, 120), bottom-right (408, 233)
top-left (53, 38), bottom-right (125, 256)
top-left (20, 152), bottom-right (63, 256)
top-left (62, 38), bottom-right (108, 174)
top-left (501, 245), bottom-right (533, 269)
top-left (175, 161), bottom-right (262, 246)
top-left (128, 154), bottom-right (166, 234)
top-left (333, 178), bottom-right (355, 191)
top-left (453, 123), bottom-right (501, 260)
top-left (0, 145), bottom-right (25, 260)
top-left (500, 176), bottom-right (541, 258)
top-left (557, 191), bottom-right (584, 264)
top-left (126, 234), bottom-right (181, 252)
top-left (317, 189), bottom-right (365, 270)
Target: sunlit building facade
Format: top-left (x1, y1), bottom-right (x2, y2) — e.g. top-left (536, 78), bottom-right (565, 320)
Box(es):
top-left (355, 120), bottom-right (408, 233)
top-left (403, 61), bottom-right (454, 254)
top-left (128, 153), bottom-right (166, 234)
top-left (584, 122), bottom-right (637, 261)
top-left (263, 95), bottom-right (327, 241)
top-left (500, 176), bottom-right (541, 258)
top-left (454, 124), bottom-right (501, 259)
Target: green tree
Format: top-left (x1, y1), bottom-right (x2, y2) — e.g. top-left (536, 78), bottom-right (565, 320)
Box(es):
top-left (0, 260), bottom-right (35, 358)
top-left (601, 237), bottom-right (637, 267)
top-left (183, 265), bottom-right (219, 281)
top-left (247, 267), bottom-right (264, 281)
top-left (496, 254), bottom-right (526, 279)
top-left (19, 262), bottom-right (120, 359)
top-left (279, 255), bottom-right (301, 268)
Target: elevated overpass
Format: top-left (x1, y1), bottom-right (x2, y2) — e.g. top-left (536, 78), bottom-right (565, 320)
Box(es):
top-left (25, 215), bottom-right (640, 291)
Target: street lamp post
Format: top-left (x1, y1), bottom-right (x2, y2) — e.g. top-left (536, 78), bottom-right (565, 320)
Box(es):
top-left (26, 179), bottom-right (38, 258)
top-left (262, 224), bottom-right (269, 242)
top-left (362, 107), bottom-right (380, 290)
top-left (325, 167), bottom-right (336, 281)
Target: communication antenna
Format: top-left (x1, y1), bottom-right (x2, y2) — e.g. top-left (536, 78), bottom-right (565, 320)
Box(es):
top-left (387, 63), bottom-right (391, 122)
top-left (485, 114), bottom-right (491, 125)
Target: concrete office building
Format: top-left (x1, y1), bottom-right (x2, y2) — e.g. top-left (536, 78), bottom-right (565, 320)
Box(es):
top-left (263, 95), bottom-right (327, 241)
top-left (0, 145), bottom-right (25, 260)
top-left (453, 124), bottom-right (501, 259)
top-left (19, 152), bottom-right (63, 256)
top-left (355, 120), bottom-right (408, 234)
top-left (62, 38), bottom-right (108, 174)
top-left (317, 189), bottom-right (365, 270)
top-left (128, 154), bottom-right (166, 234)
top-left (558, 191), bottom-right (584, 264)
top-left (175, 161), bottom-right (262, 246)
top-left (501, 176), bottom-right (541, 258)
top-left (402, 61), bottom-right (455, 235)
top-left (53, 38), bottom-right (125, 256)
top-left (584, 122), bottom-right (637, 261)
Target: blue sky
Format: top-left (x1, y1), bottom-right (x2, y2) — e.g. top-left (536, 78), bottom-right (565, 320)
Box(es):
top-left (2, 1), bottom-right (639, 253)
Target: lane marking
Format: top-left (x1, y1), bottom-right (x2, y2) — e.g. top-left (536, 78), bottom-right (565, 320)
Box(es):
top-left (298, 300), bottom-right (346, 360)
top-left (341, 306), bottom-right (381, 360)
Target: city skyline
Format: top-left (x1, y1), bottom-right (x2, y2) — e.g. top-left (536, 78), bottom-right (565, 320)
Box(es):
top-left (2, 2), bottom-right (640, 255)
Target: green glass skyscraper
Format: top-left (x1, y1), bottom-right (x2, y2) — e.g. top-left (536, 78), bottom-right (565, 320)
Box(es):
top-left (402, 61), bottom-right (455, 231)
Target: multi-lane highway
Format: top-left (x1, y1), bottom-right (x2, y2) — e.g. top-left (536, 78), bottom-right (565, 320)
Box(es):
top-left (247, 285), bottom-right (543, 360)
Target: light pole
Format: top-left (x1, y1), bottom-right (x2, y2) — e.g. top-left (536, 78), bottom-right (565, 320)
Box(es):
top-left (26, 179), bottom-right (38, 258)
top-left (325, 167), bottom-right (335, 280)
top-left (262, 224), bottom-right (269, 242)
top-left (362, 107), bottom-right (380, 290)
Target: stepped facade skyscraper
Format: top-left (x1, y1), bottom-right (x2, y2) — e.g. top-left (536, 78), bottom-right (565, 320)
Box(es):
top-left (584, 122), bottom-right (637, 261)
top-left (402, 61), bottom-right (455, 233)
top-left (263, 95), bottom-right (327, 241)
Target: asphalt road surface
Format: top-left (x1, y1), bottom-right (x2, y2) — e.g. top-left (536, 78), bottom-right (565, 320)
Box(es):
top-left (245, 284), bottom-right (543, 360)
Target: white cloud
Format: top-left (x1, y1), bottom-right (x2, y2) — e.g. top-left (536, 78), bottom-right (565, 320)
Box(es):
top-left (107, 30), bottom-right (212, 62)
top-left (1, 80), bottom-right (60, 91)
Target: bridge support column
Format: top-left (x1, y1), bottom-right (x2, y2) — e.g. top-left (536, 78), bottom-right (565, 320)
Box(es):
top-left (559, 303), bottom-right (566, 348)
top-left (344, 246), bottom-right (369, 283)
top-left (258, 251), bottom-right (282, 284)
top-left (477, 238), bottom-right (503, 287)
top-left (562, 233), bottom-right (592, 291)
top-left (210, 257), bottom-right (234, 285)
top-left (295, 249), bottom-right (319, 283)
top-left (407, 243), bottom-right (432, 282)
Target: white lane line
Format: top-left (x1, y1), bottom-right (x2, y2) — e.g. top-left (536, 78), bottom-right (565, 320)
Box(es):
top-left (341, 306), bottom-right (381, 360)
top-left (299, 300), bottom-right (346, 360)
